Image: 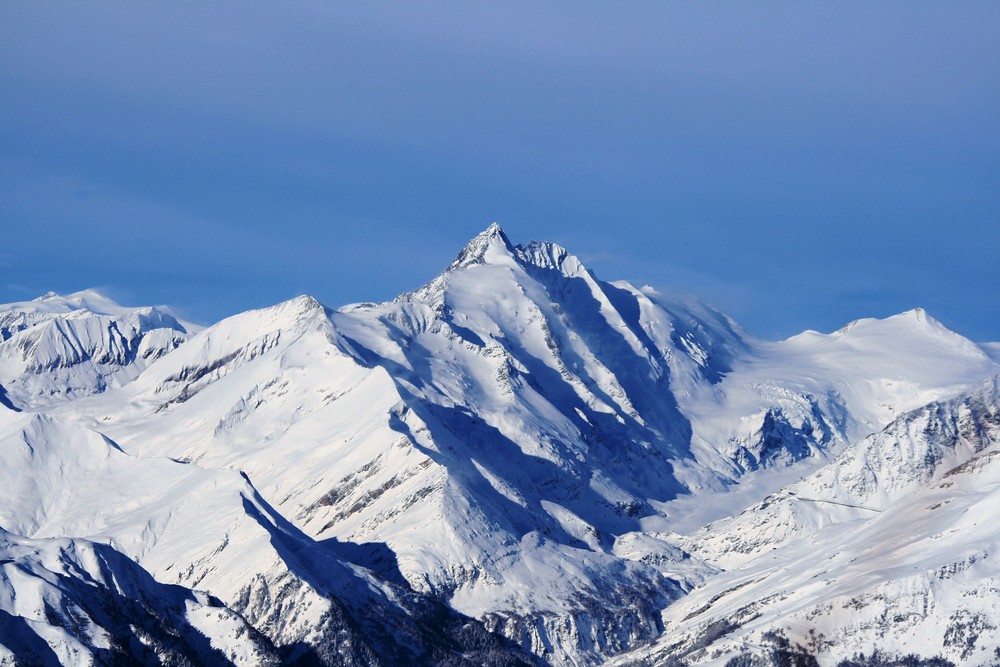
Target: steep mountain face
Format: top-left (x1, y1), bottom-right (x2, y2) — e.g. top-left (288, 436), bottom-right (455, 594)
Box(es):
top-left (670, 305), bottom-right (998, 490)
top-left (679, 375), bottom-right (1000, 570)
top-left (2, 225), bottom-right (999, 665)
top-left (610, 375), bottom-right (1000, 666)
top-left (63, 227), bottom-right (735, 663)
top-left (0, 290), bottom-right (193, 410)
top-left (0, 405), bottom-right (535, 666)
top-left (0, 527), bottom-right (280, 667)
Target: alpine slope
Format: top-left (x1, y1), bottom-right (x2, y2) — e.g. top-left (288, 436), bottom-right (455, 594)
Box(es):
top-left (1, 224), bottom-right (998, 666)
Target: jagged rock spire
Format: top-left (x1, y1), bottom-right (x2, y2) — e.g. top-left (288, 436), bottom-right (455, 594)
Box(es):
top-left (447, 222), bottom-right (516, 270)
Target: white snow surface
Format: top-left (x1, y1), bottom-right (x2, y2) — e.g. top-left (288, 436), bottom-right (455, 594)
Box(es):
top-left (0, 525), bottom-right (276, 666)
top-left (0, 289), bottom-right (195, 410)
top-left (610, 375), bottom-right (1000, 666)
top-left (2, 225), bottom-right (999, 665)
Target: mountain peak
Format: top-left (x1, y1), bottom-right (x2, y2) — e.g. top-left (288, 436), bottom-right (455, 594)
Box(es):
top-left (833, 307), bottom-right (946, 336)
top-left (1, 289), bottom-right (128, 316)
top-left (896, 307), bottom-right (934, 324)
top-left (447, 222), bottom-right (516, 270)
top-left (516, 240), bottom-right (584, 276)
top-left (55, 289), bottom-right (125, 314)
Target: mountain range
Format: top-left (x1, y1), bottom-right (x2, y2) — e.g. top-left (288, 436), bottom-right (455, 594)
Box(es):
top-left (2, 224), bottom-right (998, 666)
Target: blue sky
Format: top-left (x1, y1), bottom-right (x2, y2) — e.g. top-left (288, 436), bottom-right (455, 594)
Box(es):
top-left (2, 2), bottom-right (998, 340)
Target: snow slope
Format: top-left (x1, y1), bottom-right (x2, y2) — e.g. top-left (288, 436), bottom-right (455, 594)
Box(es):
top-left (670, 306), bottom-right (998, 491)
top-left (680, 374), bottom-right (1000, 570)
top-left (0, 403), bottom-right (534, 665)
top-left (0, 527), bottom-right (279, 666)
top-left (2, 225), bottom-right (998, 665)
top-left (612, 375), bottom-right (1000, 666)
top-left (0, 290), bottom-right (194, 410)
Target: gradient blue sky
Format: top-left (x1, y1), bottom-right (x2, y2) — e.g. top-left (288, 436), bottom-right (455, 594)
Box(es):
top-left (2, 2), bottom-right (998, 340)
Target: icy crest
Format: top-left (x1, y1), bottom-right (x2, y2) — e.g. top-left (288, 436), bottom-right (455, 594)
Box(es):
top-left (515, 240), bottom-right (587, 278)
top-left (447, 222), bottom-right (517, 271)
top-left (0, 290), bottom-right (196, 409)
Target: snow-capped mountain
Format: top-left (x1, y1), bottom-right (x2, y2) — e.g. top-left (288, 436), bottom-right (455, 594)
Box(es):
top-left (0, 527), bottom-right (279, 666)
top-left (0, 404), bottom-right (534, 666)
top-left (2, 225), bottom-right (998, 665)
top-left (610, 374), bottom-right (1000, 666)
top-left (0, 289), bottom-right (194, 410)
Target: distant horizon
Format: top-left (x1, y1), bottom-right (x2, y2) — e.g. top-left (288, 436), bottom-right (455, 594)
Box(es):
top-left (3, 3), bottom-right (997, 341)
